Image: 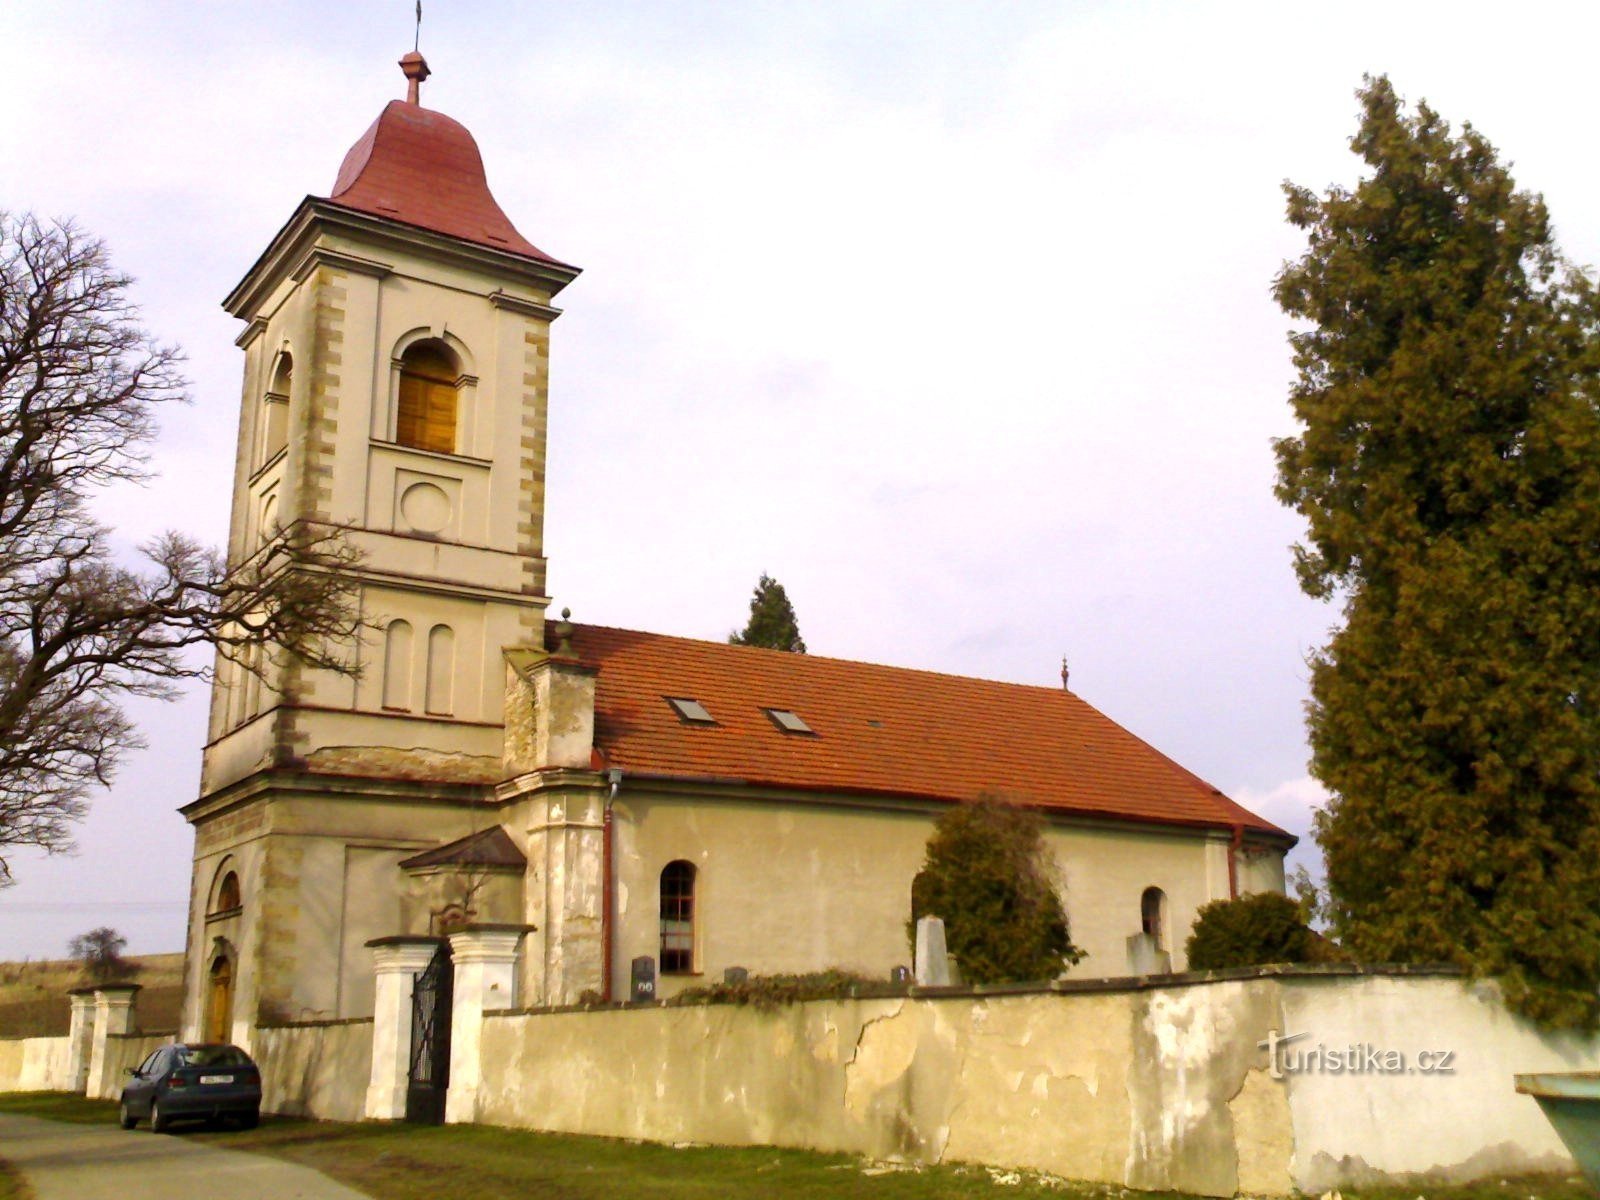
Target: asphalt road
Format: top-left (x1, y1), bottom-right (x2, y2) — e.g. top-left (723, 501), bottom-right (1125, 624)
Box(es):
top-left (0, 1113), bottom-right (371, 1200)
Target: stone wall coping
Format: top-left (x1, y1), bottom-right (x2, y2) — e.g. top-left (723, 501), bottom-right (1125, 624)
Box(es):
top-left (107, 1029), bottom-right (176, 1040)
top-left (256, 1016), bottom-right (376, 1030)
top-left (479, 962), bottom-right (1468, 1018)
top-left (364, 935), bottom-right (446, 949)
top-left (90, 984), bottom-right (142, 996)
top-left (454, 922), bottom-right (539, 935)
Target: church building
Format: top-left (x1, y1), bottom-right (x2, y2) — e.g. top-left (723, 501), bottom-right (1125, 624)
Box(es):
top-left (179, 53), bottom-right (1291, 1045)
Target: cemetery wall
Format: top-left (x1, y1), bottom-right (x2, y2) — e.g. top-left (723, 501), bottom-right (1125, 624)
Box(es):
top-left (255, 1017), bottom-right (373, 1122)
top-left (466, 967), bottom-right (1597, 1197)
top-left (0, 1035), bottom-right (71, 1093)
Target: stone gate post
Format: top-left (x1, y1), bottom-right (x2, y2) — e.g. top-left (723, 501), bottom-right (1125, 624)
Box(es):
top-left (445, 924), bottom-right (528, 1125)
top-left (85, 984), bottom-right (140, 1099)
top-left (364, 936), bottom-right (441, 1120)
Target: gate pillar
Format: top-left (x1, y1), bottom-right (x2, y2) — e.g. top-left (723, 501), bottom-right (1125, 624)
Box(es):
top-left (364, 936), bottom-right (441, 1120)
top-left (445, 924), bottom-right (529, 1125)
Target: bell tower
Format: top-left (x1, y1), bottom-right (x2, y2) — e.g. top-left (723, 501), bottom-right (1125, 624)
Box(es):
top-left (181, 53), bottom-right (578, 1034)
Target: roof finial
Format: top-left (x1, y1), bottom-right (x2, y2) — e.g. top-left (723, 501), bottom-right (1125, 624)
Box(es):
top-left (400, 49), bottom-right (431, 106)
top-left (400, 4), bottom-right (430, 107)
top-left (1061, 655), bottom-right (1070, 690)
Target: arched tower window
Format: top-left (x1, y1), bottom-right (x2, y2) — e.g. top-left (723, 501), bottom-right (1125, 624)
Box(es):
top-left (396, 341), bottom-right (459, 454)
top-left (209, 861), bottom-right (242, 915)
top-left (261, 352), bottom-right (291, 463)
top-left (659, 860), bottom-right (697, 974)
top-left (1140, 886), bottom-right (1168, 951)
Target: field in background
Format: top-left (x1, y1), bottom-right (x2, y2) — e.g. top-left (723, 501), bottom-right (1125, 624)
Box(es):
top-left (0, 954), bottom-right (184, 1038)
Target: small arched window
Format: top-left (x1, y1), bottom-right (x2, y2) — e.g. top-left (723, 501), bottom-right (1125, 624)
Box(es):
top-left (396, 341), bottom-right (459, 454)
top-left (1141, 886), bottom-right (1167, 951)
top-left (210, 867), bottom-right (241, 915)
top-left (262, 352), bottom-right (291, 463)
top-left (659, 860), bottom-right (696, 974)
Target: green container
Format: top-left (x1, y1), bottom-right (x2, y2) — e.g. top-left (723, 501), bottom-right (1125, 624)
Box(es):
top-left (1516, 1072), bottom-right (1600, 1193)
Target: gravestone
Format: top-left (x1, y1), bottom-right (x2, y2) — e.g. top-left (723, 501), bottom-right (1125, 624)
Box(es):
top-left (723, 966), bottom-right (749, 985)
top-left (1126, 932), bottom-right (1172, 977)
top-left (630, 956), bottom-right (657, 1003)
top-left (914, 916), bottom-right (951, 986)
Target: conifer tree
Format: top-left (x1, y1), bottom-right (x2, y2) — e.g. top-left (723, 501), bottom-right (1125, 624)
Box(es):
top-left (908, 799), bottom-right (1083, 983)
top-left (1275, 77), bottom-right (1600, 1028)
top-left (728, 573), bottom-right (806, 653)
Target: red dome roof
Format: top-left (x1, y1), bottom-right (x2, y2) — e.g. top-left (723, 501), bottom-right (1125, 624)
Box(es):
top-left (326, 99), bottom-right (564, 266)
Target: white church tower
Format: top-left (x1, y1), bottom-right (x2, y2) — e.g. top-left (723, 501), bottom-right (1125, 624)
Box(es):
top-left (180, 52), bottom-right (579, 1039)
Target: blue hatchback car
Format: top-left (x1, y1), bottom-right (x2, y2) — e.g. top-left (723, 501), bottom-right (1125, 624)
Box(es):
top-left (119, 1043), bottom-right (262, 1132)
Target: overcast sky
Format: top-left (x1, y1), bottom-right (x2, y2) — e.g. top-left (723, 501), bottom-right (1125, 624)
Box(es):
top-left (3, 1), bottom-right (1598, 959)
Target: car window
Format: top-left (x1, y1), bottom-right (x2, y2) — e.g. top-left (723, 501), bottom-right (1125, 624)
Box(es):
top-left (135, 1050), bottom-right (164, 1076)
top-left (177, 1045), bottom-right (251, 1068)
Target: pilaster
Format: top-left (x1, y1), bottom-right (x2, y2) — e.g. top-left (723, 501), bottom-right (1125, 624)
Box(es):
top-left (65, 988), bottom-right (96, 1094)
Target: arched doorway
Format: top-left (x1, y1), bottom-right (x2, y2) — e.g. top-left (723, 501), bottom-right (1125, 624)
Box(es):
top-left (205, 955), bottom-right (234, 1044)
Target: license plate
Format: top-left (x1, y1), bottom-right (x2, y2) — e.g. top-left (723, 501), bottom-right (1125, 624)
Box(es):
top-left (200, 1074), bottom-right (232, 1085)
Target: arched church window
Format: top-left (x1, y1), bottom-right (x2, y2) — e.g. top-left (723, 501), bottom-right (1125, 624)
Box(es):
top-left (396, 341), bottom-right (459, 454)
top-left (382, 619), bottom-right (414, 710)
top-left (261, 352), bottom-right (291, 463)
top-left (425, 624), bottom-right (455, 716)
top-left (659, 860), bottom-right (697, 974)
top-left (209, 862), bottom-right (242, 915)
top-left (1140, 886), bottom-right (1167, 951)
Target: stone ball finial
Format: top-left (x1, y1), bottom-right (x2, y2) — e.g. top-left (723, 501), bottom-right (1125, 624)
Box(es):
top-left (400, 50), bottom-right (432, 105)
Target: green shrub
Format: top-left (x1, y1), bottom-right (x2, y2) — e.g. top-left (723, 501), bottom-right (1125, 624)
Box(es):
top-left (1185, 891), bottom-right (1318, 971)
top-left (908, 798), bottom-right (1084, 984)
top-left (667, 969), bottom-right (896, 1011)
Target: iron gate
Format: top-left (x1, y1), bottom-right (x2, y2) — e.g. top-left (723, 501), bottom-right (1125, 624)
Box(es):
top-left (406, 944), bottom-right (453, 1124)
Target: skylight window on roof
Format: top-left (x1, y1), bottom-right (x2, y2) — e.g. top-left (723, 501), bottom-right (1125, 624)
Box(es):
top-left (666, 697), bottom-right (716, 725)
top-left (764, 708), bottom-right (814, 735)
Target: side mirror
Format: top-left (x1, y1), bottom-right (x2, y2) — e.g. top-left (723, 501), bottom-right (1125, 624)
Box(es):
top-left (125, 1068), bottom-right (140, 1077)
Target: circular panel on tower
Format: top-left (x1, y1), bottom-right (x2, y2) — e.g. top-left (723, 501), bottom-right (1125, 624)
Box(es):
top-left (400, 481), bottom-right (452, 534)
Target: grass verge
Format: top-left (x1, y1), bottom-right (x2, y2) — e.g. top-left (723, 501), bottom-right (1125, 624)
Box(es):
top-left (0, 1092), bottom-right (1588, 1200)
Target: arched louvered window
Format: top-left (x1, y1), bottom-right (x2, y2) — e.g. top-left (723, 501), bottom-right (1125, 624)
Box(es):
top-left (396, 341), bottom-right (459, 454)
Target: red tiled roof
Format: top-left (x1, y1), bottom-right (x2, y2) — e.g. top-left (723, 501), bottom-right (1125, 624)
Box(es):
top-left (564, 623), bottom-right (1290, 841)
top-left (325, 99), bottom-right (568, 267)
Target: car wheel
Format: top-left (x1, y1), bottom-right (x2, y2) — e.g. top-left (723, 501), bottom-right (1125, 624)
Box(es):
top-left (119, 1101), bottom-right (137, 1130)
top-left (149, 1099), bottom-right (170, 1134)
top-left (236, 1108), bottom-right (259, 1130)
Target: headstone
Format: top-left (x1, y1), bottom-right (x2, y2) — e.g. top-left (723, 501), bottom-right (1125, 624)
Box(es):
top-left (1126, 932), bottom-right (1172, 977)
top-left (889, 965), bottom-right (911, 986)
top-left (630, 955), bottom-right (657, 1003)
top-left (914, 916), bottom-right (951, 986)
top-left (723, 966), bottom-right (749, 985)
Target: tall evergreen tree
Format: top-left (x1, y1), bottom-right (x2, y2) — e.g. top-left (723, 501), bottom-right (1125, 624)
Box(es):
top-left (728, 573), bottom-right (806, 653)
top-left (1275, 76), bottom-right (1600, 1028)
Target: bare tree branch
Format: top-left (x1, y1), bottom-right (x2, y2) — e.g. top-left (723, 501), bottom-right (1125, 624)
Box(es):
top-left (0, 212), bottom-right (362, 884)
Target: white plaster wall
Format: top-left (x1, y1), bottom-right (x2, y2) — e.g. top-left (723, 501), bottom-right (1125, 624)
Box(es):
top-left (0, 1036), bottom-right (72, 1092)
top-left (255, 1019), bottom-right (374, 1122)
top-left (1282, 975), bottom-right (1596, 1191)
top-left (458, 971), bottom-right (1593, 1196)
